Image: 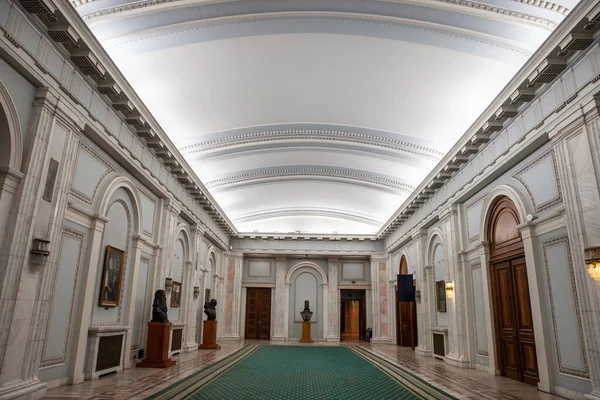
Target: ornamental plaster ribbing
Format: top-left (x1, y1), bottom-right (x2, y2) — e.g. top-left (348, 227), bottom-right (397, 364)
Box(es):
top-left (205, 168), bottom-right (415, 192)
top-left (179, 130), bottom-right (444, 161)
top-left (233, 208), bottom-right (382, 227)
top-left (75, 0), bottom-right (559, 28)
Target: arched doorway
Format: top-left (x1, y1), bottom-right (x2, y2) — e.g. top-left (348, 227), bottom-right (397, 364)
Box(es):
top-left (488, 196), bottom-right (538, 385)
top-left (396, 255), bottom-right (417, 348)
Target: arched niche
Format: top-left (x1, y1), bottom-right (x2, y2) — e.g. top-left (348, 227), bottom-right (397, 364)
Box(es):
top-left (168, 227), bottom-right (189, 322)
top-left (0, 81), bottom-right (22, 172)
top-left (428, 234), bottom-right (447, 328)
top-left (92, 187), bottom-right (137, 326)
top-left (287, 262), bottom-right (327, 340)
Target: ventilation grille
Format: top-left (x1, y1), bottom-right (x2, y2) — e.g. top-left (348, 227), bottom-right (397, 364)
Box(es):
top-left (48, 25), bottom-right (80, 44)
top-left (19, 0), bottom-right (55, 14)
top-left (96, 335), bottom-right (122, 372)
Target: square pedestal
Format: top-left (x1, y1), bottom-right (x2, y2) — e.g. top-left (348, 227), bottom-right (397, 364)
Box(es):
top-left (137, 322), bottom-right (176, 368)
top-left (199, 320), bottom-right (221, 349)
top-left (300, 321), bottom-right (313, 343)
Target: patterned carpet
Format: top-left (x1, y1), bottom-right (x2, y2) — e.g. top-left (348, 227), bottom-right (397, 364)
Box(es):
top-left (147, 345), bottom-right (457, 400)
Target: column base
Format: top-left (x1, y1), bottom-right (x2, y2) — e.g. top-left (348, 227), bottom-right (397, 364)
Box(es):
top-left (369, 337), bottom-right (390, 344)
top-left (445, 353), bottom-right (471, 368)
top-left (218, 335), bottom-right (241, 341)
top-left (0, 379), bottom-right (47, 400)
top-left (584, 391), bottom-right (600, 400)
top-left (270, 335), bottom-right (286, 342)
top-left (326, 336), bottom-right (340, 342)
top-left (182, 342), bottom-right (198, 352)
top-left (415, 345), bottom-right (432, 357)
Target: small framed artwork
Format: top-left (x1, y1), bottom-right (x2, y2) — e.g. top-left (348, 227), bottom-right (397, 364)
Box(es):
top-left (99, 245), bottom-right (125, 307)
top-left (205, 288), bottom-right (211, 304)
top-left (436, 280), bottom-right (447, 313)
top-left (171, 281), bottom-right (182, 307)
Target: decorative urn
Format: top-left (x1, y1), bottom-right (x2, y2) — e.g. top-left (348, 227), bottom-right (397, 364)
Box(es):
top-left (300, 300), bottom-right (313, 321)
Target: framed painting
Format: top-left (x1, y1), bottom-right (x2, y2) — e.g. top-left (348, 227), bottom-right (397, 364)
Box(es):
top-left (436, 280), bottom-right (447, 313)
top-left (171, 281), bottom-right (182, 307)
top-left (99, 245), bottom-right (125, 307)
top-left (205, 288), bottom-right (211, 304)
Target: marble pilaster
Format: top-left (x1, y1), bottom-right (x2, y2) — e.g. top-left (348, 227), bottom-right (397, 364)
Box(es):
top-left (326, 258), bottom-right (340, 341)
top-left (272, 256), bottom-right (287, 341)
top-left (0, 89), bottom-right (59, 400)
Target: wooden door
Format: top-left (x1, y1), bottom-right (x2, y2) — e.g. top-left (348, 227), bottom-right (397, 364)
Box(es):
top-left (244, 288), bottom-right (271, 340)
top-left (489, 197), bottom-right (538, 385)
top-left (359, 291), bottom-right (366, 341)
top-left (400, 302), bottom-right (414, 347)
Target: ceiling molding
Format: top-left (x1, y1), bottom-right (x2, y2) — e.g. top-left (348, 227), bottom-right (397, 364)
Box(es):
top-left (179, 129), bottom-right (444, 162)
top-left (509, 0), bottom-right (569, 15)
top-left (204, 167), bottom-right (416, 193)
top-left (77, 0), bottom-right (559, 29)
top-left (233, 207), bottom-right (383, 227)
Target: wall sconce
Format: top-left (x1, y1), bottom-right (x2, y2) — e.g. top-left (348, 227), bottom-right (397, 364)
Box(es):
top-left (193, 286), bottom-right (200, 298)
top-left (585, 246), bottom-right (600, 280)
top-left (31, 238), bottom-right (51, 264)
top-left (415, 290), bottom-right (421, 302)
top-left (445, 281), bottom-right (455, 298)
top-left (165, 277), bottom-right (173, 289)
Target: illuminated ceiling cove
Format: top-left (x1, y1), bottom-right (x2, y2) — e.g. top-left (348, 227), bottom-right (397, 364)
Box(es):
top-left (75, 0), bottom-right (577, 235)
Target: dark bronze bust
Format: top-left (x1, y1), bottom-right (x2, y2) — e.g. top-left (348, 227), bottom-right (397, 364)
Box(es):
top-left (151, 289), bottom-right (169, 322)
top-left (300, 300), bottom-right (313, 321)
top-left (204, 298), bottom-right (217, 321)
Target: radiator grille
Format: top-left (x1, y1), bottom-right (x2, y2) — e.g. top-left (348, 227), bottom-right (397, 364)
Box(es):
top-left (433, 333), bottom-right (445, 357)
top-left (96, 335), bottom-right (123, 372)
top-left (171, 329), bottom-right (183, 352)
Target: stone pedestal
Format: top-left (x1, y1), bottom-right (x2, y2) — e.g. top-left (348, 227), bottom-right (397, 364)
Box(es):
top-left (199, 320), bottom-right (221, 349)
top-left (137, 322), bottom-right (176, 369)
top-left (300, 321), bottom-right (313, 343)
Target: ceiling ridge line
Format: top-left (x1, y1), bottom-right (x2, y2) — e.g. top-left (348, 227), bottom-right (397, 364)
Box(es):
top-left (78, 0), bottom-right (558, 29)
top-left (204, 167), bottom-right (416, 191)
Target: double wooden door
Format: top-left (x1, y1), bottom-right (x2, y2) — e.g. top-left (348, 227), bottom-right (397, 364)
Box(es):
top-left (244, 288), bottom-right (271, 340)
top-left (492, 256), bottom-right (538, 385)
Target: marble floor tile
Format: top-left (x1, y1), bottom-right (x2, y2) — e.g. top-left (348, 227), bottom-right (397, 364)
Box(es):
top-left (45, 341), bottom-right (564, 400)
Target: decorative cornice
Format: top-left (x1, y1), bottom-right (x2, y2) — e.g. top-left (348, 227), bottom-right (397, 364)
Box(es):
top-left (77, 0), bottom-right (558, 28)
top-left (509, 0), bottom-right (569, 15)
top-left (180, 129), bottom-right (443, 161)
top-left (233, 207), bottom-right (382, 227)
top-left (205, 167), bottom-right (415, 192)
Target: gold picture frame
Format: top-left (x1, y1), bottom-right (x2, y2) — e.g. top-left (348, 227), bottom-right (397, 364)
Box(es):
top-left (99, 245), bottom-right (125, 307)
top-left (171, 281), bottom-right (182, 307)
top-left (436, 280), bottom-right (447, 313)
top-left (205, 288), bottom-right (211, 304)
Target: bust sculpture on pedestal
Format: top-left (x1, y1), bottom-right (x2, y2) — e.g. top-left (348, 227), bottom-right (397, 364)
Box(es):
top-left (300, 300), bottom-right (313, 343)
top-left (138, 290), bottom-right (175, 368)
top-left (151, 289), bottom-right (169, 322)
top-left (200, 298), bottom-right (221, 349)
top-left (204, 298), bottom-right (217, 321)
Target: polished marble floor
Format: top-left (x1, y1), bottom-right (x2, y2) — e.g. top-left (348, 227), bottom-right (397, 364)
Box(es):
top-left (46, 341), bottom-right (562, 400)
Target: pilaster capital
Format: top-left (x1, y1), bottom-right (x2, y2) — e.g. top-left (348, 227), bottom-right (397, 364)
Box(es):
top-left (477, 241), bottom-right (490, 257)
top-left (131, 234), bottom-right (145, 249)
top-left (163, 198), bottom-right (181, 216)
top-left (370, 253), bottom-right (388, 263)
top-left (439, 204), bottom-right (459, 221)
top-left (327, 257), bottom-right (339, 264)
top-left (34, 87), bottom-right (59, 110)
top-left (191, 223), bottom-right (205, 236)
top-left (227, 251), bottom-right (244, 260)
top-left (275, 256), bottom-right (287, 262)
top-left (411, 228), bottom-right (428, 241)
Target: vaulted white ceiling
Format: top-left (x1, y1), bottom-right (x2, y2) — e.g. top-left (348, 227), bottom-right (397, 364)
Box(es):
top-left (75, 0), bottom-right (577, 235)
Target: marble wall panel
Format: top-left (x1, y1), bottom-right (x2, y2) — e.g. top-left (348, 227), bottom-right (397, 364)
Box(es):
top-left (168, 238), bottom-right (185, 322)
top-left (71, 145), bottom-right (112, 203)
top-left (378, 262), bottom-right (388, 337)
top-left (513, 150), bottom-right (561, 212)
top-left (470, 264), bottom-right (488, 356)
top-left (139, 191), bottom-right (156, 237)
top-left (132, 258), bottom-right (150, 349)
top-left (0, 58), bottom-right (35, 139)
top-left (341, 262), bottom-right (365, 281)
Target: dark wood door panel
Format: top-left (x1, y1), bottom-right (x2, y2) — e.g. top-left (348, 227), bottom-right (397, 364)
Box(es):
top-left (245, 288), bottom-right (271, 340)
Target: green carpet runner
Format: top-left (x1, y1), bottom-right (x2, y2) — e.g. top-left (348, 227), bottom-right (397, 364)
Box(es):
top-left (147, 345), bottom-right (457, 400)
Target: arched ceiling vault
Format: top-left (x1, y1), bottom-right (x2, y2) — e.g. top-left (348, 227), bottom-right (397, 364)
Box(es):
top-left (75, 0), bottom-right (577, 235)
